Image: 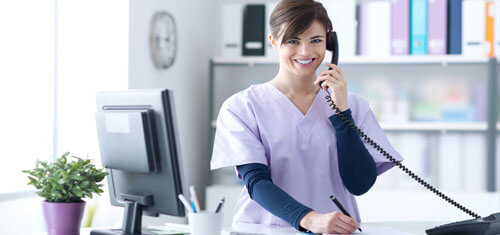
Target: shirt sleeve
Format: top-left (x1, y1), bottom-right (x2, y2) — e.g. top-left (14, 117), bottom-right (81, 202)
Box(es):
top-left (236, 163), bottom-right (312, 231)
top-left (210, 97), bottom-right (268, 179)
top-left (329, 109), bottom-right (377, 195)
top-left (353, 98), bottom-right (404, 176)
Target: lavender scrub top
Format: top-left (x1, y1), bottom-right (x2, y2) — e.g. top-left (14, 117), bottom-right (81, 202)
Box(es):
top-left (210, 83), bottom-right (403, 227)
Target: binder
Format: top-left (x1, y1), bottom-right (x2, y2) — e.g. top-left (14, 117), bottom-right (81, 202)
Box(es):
top-left (221, 3), bottom-right (243, 57)
top-left (391, 0), bottom-right (410, 55)
top-left (486, 1), bottom-right (494, 57)
top-left (447, 0), bottom-right (462, 54)
top-left (358, 1), bottom-right (391, 56)
top-left (495, 0), bottom-right (500, 57)
top-left (410, 0), bottom-right (428, 55)
top-left (265, 2), bottom-right (278, 59)
top-left (428, 0), bottom-right (447, 54)
top-left (462, 0), bottom-right (486, 56)
top-left (318, 0), bottom-right (357, 59)
top-left (242, 4), bottom-right (265, 56)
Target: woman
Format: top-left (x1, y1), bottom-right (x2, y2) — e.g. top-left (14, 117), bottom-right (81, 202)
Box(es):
top-left (211, 0), bottom-right (403, 233)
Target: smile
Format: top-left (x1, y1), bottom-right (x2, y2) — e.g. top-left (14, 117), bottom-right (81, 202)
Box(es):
top-left (294, 58), bottom-right (315, 66)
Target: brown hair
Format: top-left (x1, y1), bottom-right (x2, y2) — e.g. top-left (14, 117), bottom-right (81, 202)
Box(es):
top-left (270, 0), bottom-right (332, 45)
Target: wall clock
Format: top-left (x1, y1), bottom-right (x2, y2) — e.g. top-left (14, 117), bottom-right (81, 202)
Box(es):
top-left (149, 11), bottom-right (177, 69)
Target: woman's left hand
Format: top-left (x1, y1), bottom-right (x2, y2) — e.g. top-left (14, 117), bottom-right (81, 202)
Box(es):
top-left (314, 62), bottom-right (349, 112)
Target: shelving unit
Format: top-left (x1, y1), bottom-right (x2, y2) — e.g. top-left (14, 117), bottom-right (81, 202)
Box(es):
top-left (212, 55), bottom-right (490, 65)
top-left (208, 56), bottom-right (499, 191)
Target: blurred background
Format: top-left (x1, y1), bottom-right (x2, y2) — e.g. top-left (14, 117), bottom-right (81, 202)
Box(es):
top-left (1, 0), bottom-right (499, 234)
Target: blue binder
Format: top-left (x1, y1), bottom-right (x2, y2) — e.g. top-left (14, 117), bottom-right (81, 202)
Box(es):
top-left (410, 0), bottom-right (428, 55)
top-left (447, 0), bottom-right (462, 54)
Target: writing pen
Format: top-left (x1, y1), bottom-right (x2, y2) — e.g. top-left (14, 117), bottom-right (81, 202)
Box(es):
top-left (190, 185), bottom-right (201, 212)
top-left (177, 194), bottom-right (193, 213)
top-left (215, 197), bottom-right (225, 213)
top-left (329, 195), bottom-right (362, 232)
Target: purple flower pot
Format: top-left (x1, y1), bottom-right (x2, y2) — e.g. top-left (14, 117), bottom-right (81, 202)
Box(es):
top-left (42, 201), bottom-right (86, 235)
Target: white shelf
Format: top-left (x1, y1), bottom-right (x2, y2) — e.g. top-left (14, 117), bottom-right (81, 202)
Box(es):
top-left (212, 55), bottom-right (491, 65)
top-left (211, 120), bottom-right (500, 132)
top-left (379, 122), bottom-right (487, 132)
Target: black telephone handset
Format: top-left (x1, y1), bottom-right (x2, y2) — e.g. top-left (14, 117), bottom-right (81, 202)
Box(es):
top-left (322, 31), bottom-right (500, 235)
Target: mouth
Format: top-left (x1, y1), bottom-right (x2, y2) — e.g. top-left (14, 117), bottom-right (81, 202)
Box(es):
top-left (294, 58), bottom-right (315, 66)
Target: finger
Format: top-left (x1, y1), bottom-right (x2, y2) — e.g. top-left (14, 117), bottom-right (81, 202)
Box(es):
top-left (339, 214), bottom-right (360, 230)
top-left (333, 223), bottom-right (353, 234)
top-left (321, 79), bottom-right (340, 91)
top-left (335, 220), bottom-right (356, 234)
top-left (314, 74), bottom-right (334, 85)
top-left (326, 62), bottom-right (343, 75)
top-left (319, 70), bottom-right (342, 82)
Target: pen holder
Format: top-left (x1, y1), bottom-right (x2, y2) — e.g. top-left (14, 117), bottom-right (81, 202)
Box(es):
top-left (188, 211), bottom-right (223, 235)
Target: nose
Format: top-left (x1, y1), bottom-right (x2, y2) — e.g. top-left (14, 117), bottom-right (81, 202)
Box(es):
top-left (298, 42), bottom-right (311, 56)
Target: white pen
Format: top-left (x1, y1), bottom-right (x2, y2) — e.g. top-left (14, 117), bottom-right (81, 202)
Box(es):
top-left (177, 194), bottom-right (193, 213)
top-left (189, 185), bottom-right (201, 212)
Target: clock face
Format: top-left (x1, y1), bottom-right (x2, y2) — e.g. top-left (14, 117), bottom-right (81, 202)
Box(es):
top-left (150, 11), bottom-right (177, 69)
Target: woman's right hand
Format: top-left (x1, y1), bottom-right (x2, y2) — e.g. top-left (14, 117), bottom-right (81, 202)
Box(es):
top-left (299, 211), bottom-right (360, 234)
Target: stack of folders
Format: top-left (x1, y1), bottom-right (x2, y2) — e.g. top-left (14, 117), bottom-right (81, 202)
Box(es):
top-left (221, 0), bottom-right (499, 58)
top-left (359, 0), bottom-right (498, 57)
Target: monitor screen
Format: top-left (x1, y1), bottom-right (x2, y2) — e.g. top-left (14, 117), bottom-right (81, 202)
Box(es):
top-left (93, 89), bottom-right (185, 234)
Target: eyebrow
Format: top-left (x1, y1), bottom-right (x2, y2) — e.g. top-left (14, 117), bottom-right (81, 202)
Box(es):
top-left (290, 35), bottom-right (325, 40)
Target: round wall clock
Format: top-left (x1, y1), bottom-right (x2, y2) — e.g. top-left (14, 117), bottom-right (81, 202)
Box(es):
top-left (149, 11), bottom-right (177, 69)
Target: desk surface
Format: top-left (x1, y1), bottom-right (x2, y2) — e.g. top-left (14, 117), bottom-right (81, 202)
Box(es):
top-left (36, 221), bottom-right (446, 235)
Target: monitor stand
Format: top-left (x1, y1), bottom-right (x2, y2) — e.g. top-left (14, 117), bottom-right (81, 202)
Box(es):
top-left (91, 194), bottom-right (155, 235)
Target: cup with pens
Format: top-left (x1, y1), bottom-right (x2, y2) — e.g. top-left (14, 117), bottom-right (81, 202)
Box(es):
top-left (178, 185), bottom-right (225, 235)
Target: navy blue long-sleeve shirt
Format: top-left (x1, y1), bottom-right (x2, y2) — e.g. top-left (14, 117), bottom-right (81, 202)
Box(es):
top-left (236, 109), bottom-right (377, 230)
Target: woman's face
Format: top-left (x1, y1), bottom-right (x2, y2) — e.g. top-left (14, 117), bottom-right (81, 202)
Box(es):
top-left (274, 20), bottom-right (326, 79)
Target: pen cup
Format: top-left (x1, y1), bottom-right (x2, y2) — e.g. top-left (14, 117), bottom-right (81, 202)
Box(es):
top-left (188, 211), bottom-right (223, 235)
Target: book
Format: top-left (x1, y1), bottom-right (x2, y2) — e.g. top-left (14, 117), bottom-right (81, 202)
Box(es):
top-left (462, 0), bottom-right (486, 56)
top-left (221, 3), bottom-right (243, 57)
top-left (447, 0), bottom-right (462, 54)
top-left (391, 0), bottom-right (410, 55)
top-left (410, 0), bottom-right (428, 55)
top-left (486, 1), bottom-right (494, 57)
top-left (358, 1), bottom-right (391, 56)
top-left (428, 0), bottom-right (447, 54)
top-left (242, 4), bottom-right (265, 56)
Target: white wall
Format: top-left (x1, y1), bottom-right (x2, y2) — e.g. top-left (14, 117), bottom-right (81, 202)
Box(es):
top-left (128, 0), bottom-right (217, 224)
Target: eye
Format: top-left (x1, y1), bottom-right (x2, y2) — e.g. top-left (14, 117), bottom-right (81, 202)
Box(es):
top-left (312, 39), bottom-right (322, 43)
top-left (286, 40), bottom-right (298, 44)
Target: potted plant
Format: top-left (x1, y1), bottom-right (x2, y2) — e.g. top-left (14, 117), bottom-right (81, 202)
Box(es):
top-left (23, 152), bottom-right (108, 235)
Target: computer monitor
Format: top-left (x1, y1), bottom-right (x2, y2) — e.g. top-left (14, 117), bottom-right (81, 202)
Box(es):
top-left (93, 89), bottom-right (185, 235)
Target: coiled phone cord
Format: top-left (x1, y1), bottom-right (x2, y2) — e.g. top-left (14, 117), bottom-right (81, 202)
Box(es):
top-left (324, 90), bottom-right (481, 219)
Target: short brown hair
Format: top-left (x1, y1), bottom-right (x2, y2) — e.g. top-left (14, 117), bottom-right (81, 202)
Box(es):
top-left (270, 0), bottom-right (332, 45)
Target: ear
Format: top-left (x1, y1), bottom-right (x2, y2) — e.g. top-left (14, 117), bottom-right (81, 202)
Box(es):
top-left (269, 34), bottom-right (279, 51)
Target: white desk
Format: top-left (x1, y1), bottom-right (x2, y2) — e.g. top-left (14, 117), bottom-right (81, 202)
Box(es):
top-left (36, 221), bottom-right (446, 235)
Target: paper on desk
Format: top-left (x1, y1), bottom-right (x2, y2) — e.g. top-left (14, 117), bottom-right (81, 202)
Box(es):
top-left (345, 227), bottom-right (412, 235)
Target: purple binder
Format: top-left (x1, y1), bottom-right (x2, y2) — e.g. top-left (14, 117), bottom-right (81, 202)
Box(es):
top-left (391, 0), bottom-right (409, 55)
top-left (358, 3), bottom-right (367, 55)
top-left (428, 0), bottom-right (447, 54)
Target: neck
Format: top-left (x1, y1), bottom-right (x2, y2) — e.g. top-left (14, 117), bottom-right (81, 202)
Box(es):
top-left (271, 69), bottom-right (319, 97)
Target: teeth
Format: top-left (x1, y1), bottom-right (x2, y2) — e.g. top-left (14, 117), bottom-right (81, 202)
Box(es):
top-left (297, 59), bottom-right (313, 64)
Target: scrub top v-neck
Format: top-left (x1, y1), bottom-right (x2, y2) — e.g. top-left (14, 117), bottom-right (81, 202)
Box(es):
top-left (210, 83), bottom-right (403, 227)
top-left (265, 83), bottom-right (323, 136)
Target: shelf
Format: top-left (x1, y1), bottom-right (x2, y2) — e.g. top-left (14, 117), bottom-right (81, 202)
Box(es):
top-left (211, 120), bottom-right (500, 132)
top-left (379, 122), bottom-right (487, 132)
top-left (212, 55), bottom-right (491, 66)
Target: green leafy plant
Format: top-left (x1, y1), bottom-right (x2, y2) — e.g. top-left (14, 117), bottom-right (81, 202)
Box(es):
top-left (22, 152), bottom-right (108, 203)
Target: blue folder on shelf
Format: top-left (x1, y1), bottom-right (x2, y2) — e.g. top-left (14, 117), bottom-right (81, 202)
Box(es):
top-left (447, 0), bottom-right (462, 54)
top-left (410, 0), bottom-right (428, 55)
